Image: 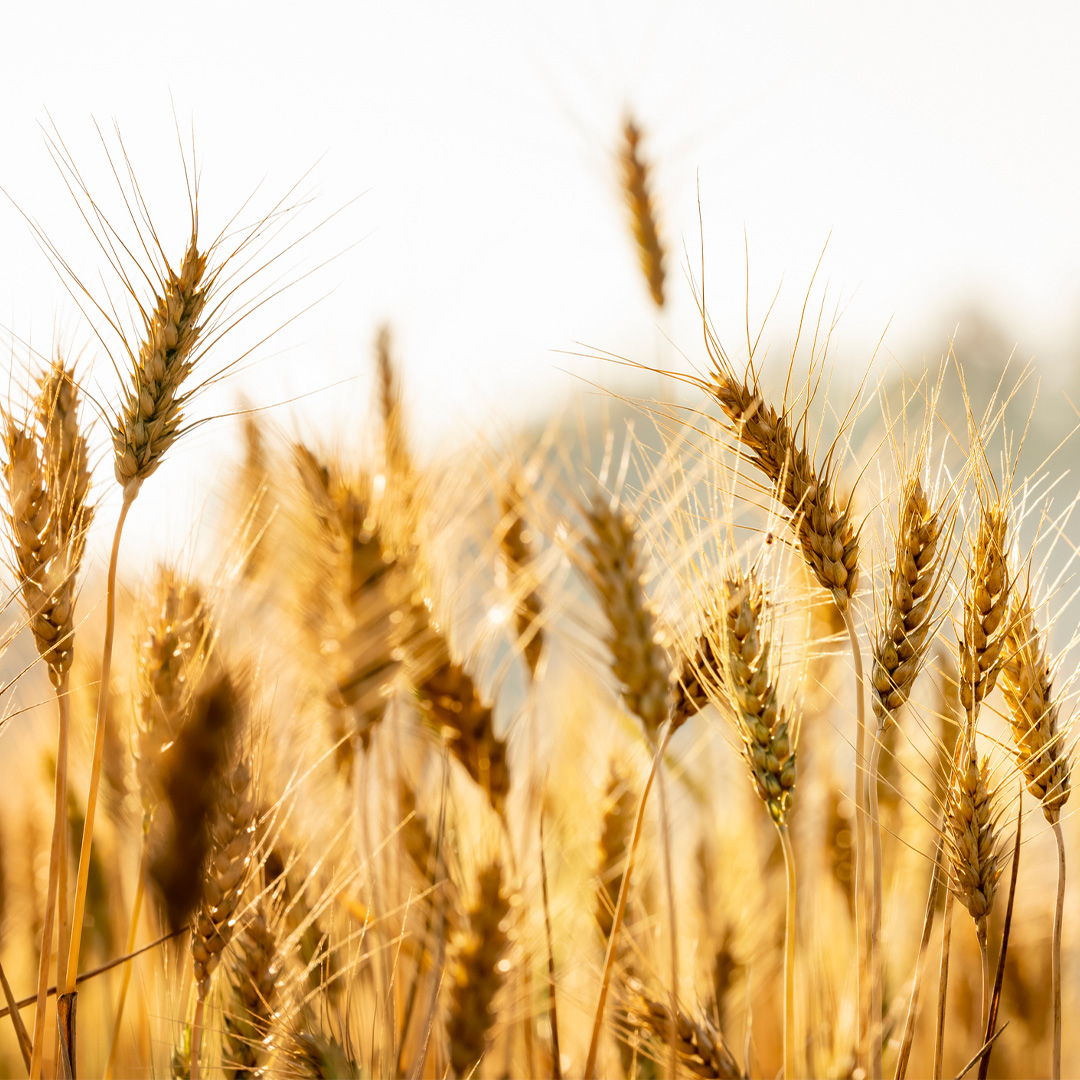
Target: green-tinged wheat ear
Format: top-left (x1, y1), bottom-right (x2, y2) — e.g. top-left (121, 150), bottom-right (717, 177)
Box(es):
top-left (619, 116), bottom-right (666, 308)
top-left (715, 571), bottom-right (796, 825)
top-left (446, 861), bottom-right (512, 1077)
top-left (872, 475), bottom-right (946, 726)
top-left (944, 736), bottom-right (1003, 946)
top-left (958, 503), bottom-right (1009, 720)
top-left (113, 235), bottom-right (209, 495)
top-left (224, 904), bottom-right (280, 1080)
top-left (999, 589), bottom-right (1071, 823)
top-left (582, 495), bottom-right (673, 740)
top-left (500, 477), bottom-right (545, 679)
top-left (2, 360), bottom-right (94, 685)
top-left (624, 980), bottom-right (742, 1079)
top-left (707, 372), bottom-right (859, 611)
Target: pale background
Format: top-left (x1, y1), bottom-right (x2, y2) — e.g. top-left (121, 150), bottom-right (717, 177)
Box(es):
top-left (1, 2), bottom-right (1079, 567)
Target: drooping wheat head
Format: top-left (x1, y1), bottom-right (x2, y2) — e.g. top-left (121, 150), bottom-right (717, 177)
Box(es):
top-left (704, 359), bottom-right (859, 612)
top-left (582, 493), bottom-right (673, 741)
top-left (224, 903), bottom-right (280, 1079)
top-left (624, 980), bottom-right (742, 1079)
top-left (999, 585), bottom-right (1071, 823)
top-left (619, 116), bottom-right (666, 309)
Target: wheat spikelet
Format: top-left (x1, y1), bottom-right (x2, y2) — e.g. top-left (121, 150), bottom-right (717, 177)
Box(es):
top-left (2, 360), bottom-right (93, 685)
top-left (224, 904), bottom-right (280, 1079)
top-left (944, 737), bottom-right (1002, 945)
top-left (499, 478), bottom-right (545, 679)
top-left (446, 861), bottom-right (511, 1077)
top-left (619, 117), bottom-right (666, 308)
top-left (672, 613), bottom-right (722, 729)
top-left (958, 503), bottom-right (1009, 720)
top-left (706, 368), bottom-right (859, 612)
top-left (999, 588), bottom-right (1071, 823)
top-left (872, 475), bottom-right (946, 726)
top-left (582, 494), bottom-right (672, 740)
top-left (624, 980), bottom-right (742, 1079)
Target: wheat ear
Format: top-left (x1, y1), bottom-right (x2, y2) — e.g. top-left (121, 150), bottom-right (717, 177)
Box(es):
top-left (67, 223), bottom-right (215, 1032)
top-left (500, 477), bottom-right (545, 680)
top-left (445, 861), bottom-right (511, 1077)
top-left (2, 360), bottom-right (93, 1079)
top-left (619, 116), bottom-right (666, 309)
top-left (625, 979), bottom-right (742, 1079)
top-left (999, 586), bottom-right (1070, 1078)
top-left (224, 904), bottom-right (280, 1079)
top-left (868, 473), bottom-right (947, 1077)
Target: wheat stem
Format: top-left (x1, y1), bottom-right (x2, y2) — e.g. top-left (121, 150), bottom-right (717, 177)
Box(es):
top-left (778, 822), bottom-right (797, 1080)
top-left (28, 688), bottom-right (71, 1079)
top-left (190, 995), bottom-right (205, 1080)
top-left (894, 832), bottom-right (945, 1080)
top-left (843, 605), bottom-right (869, 1071)
top-left (1052, 819), bottom-right (1065, 1080)
top-left (584, 723), bottom-right (671, 1080)
top-left (104, 850), bottom-right (146, 1079)
top-left (0, 956), bottom-right (31, 1072)
top-left (64, 490), bottom-right (135, 999)
top-left (934, 888), bottom-right (954, 1080)
top-left (978, 936), bottom-right (990, 1037)
top-left (657, 761), bottom-right (678, 1080)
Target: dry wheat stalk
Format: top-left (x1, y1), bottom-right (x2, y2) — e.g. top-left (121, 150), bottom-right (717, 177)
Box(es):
top-left (999, 584), bottom-right (1070, 1078)
top-left (625, 980), bottom-right (742, 1079)
top-left (582, 494), bottom-right (672, 740)
top-left (619, 117), bottom-right (666, 309)
top-left (445, 861), bottom-right (511, 1077)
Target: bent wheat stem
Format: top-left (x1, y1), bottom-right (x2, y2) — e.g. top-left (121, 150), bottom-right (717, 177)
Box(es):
top-left (584, 724), bottom-right (671, 1080)
top-left (64, 489), bottom-right (135, 997)
top-left (1053, 820), bottom-right (1065, 1080)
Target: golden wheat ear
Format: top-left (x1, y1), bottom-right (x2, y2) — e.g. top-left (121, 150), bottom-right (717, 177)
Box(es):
top-left (619, 115), bottom-right (667, 309)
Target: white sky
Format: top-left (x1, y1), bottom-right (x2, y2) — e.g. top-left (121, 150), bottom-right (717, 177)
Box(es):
top-left (2, 2), bottom-right (1079, 565)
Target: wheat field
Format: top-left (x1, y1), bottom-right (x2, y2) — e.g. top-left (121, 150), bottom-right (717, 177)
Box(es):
top-left (0, 117), bottom-right (1075, 1080)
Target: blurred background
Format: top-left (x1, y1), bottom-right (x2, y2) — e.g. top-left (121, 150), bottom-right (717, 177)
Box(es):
top-left (1, 1), bottom-right (1079, 566)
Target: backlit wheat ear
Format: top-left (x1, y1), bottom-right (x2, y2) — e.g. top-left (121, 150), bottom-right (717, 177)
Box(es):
top-left (624, 980), bottom-right (742, 1080)
top-left (582, 493), bottom-right (673, 741)
top-left (224, 903), bottom-right (280, 1080)
top-left (999, 582), bottom-right (1070, 1078)
top-left (619, 116), bottom-right (666, 309)
top-left (871, 475), bottom-right (947, 727)
top-left (958, 502), bottom-right (1009, 722)
top-left (113, 233), bottom-right (210, 496)
top-left (999, 587), bottom-right (1070, 822)
top-left (445, 861), bottom-right (511, 1077)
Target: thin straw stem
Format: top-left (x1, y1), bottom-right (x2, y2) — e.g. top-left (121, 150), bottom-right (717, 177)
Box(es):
top-left (584, 725), bottom-right (671, 1080)
top-left (104, 851), bottom-right (147, 1078)
top-left (843, 606), bottom-right (869, 1072)
top-left (979, 938), bottom-right (990, 1037)
top-left (29, 689), bottom-right (71, 1078)
top-left (1052, 820), bottom-right (1065, 1080)
top-left (65, 490), bottom-right (135, 998)
top-left (778, 822), bottom-right (797, 1080)
top-left (934, 888), bottom-right (955, 1079)
top-left (868, 732), bottom-right (884, 1080)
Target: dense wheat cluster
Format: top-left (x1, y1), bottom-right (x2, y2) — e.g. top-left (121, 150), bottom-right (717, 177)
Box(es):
top-left (0, 118), bottom-right (1077, 1080)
